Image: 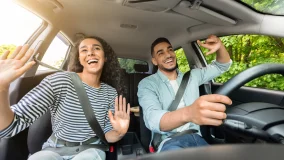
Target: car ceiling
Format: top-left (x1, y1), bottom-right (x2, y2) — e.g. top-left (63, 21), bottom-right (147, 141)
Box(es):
top-left (14, 0), bottom-right (284, 61)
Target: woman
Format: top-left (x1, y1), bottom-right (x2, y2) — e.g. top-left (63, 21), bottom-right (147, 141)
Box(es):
top-left (0, 36), bottom-right (130, 160)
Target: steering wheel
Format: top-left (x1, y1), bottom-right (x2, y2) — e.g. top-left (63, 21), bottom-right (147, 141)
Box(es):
top-left (201, 63), bottom-right (284, 144)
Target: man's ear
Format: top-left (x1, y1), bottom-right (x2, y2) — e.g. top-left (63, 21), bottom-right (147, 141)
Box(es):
top-left (105, 57), bottom-right (107, 62)
top-left (152, 57), bottom-right (157, 66)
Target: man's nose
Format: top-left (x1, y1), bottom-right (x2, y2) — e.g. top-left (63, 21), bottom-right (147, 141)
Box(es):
top-left (165, 51), bottom-right (171, 57)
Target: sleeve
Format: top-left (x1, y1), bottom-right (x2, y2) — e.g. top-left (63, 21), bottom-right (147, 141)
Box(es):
top-left (193, 59), bottom-right (232, 86)
top-left (103, 88), bottom-right (117, 133)
top-left (137, 79), bottom-right (169, 134)
top-left (0, 77), bottom-right (55, 138)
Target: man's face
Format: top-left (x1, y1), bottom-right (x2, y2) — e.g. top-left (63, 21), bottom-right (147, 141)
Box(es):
top-left (152, 42), bottom-right (177, 72)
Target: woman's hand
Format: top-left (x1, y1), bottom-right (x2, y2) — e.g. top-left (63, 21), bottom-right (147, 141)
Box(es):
top-left (108, 95), bottom-right (130, 137)
top-left (0, 44), bottom-right (35, 90)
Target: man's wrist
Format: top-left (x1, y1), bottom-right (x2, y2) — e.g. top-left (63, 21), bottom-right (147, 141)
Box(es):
top-left (181, 107), bottom-right (191, 123)
top-left (217, 44), bottom-right (226, 53)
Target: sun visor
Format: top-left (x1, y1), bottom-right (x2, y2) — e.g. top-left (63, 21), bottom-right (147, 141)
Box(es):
top-left (173, 0), bottom-right (237, 26)
top-left (105, 0), bottom-right (182, 12)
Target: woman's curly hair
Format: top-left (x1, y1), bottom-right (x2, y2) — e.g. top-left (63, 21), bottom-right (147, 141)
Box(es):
top-left (68, 36), bottom-right (126, 96)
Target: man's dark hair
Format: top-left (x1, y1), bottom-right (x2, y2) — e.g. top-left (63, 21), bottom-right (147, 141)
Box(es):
top-left (151, 37), bottom-right (172, 56)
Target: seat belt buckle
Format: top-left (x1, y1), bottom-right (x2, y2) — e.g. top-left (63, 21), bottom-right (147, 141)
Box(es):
top-left (149, 146), bottom-right (155, 153)
top-left (109, 145), bottom-right (114, 152)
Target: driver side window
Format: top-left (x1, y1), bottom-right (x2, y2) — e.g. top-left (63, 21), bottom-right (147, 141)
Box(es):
top-left (200, 35), bottom-right (284, 91)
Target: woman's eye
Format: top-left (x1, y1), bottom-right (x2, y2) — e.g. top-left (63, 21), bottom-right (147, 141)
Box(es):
top-left (94, 47), bottom-right (100, 50)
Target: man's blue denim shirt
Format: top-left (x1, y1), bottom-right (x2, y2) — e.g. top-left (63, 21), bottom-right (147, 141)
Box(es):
top-left (137, 60), bottom-right (232, 138)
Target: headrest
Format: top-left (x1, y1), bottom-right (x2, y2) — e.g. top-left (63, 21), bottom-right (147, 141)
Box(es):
top-left (134, 64), bottom-right (149, 73)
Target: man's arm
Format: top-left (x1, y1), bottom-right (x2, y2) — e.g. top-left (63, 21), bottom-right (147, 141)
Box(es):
top-left (216, 41), bottom-right (230, 63)
top-left (198, 34), bottom-right (231, 64)
top-left (138, 78), bottom-right (232, 132)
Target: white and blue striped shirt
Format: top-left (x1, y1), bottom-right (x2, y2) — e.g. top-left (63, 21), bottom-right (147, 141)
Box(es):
top-left (0, 72), bottom-right (117, 142)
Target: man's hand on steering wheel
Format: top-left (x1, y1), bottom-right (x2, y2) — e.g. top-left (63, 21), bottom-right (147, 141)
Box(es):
top-left (183, 94), bottom-right (232, 126)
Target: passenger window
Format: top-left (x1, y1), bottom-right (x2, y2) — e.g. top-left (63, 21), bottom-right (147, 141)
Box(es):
top-left (200, 35), bottom-right (284, 91)
top-left (38, 33), bottom-right (70, 71)
top-left (0, 1), bottom-right (42, 54)
top-left (118, 58), bottom-right (148, 73)
top-left (175, 48), bottom-right (190, 73)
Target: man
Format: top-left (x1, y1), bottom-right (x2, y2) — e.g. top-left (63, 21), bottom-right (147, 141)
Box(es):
top-left (137, 35), bottom-right (232, 152)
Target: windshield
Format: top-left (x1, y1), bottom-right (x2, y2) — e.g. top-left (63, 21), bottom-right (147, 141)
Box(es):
top-left (239, 0), bottom-right (284, 16)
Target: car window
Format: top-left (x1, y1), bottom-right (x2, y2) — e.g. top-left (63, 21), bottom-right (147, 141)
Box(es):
top-left (200, 35), bottom-right (284, 91)
top-left (118, 58), bottom-right (148, 73)
top-left (0, 1), bottom-right (42, 54)
top-left (38, 33), bottom-right (70, 71)
top-left (175, 48), bottom-right (190, 73)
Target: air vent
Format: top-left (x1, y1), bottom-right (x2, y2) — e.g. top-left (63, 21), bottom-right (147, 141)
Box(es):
top-left (120, 23), bottom-right (138, 30)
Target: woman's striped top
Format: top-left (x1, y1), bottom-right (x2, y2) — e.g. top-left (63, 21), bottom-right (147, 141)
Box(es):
top-left (0, 72), bottom-right (117, 142)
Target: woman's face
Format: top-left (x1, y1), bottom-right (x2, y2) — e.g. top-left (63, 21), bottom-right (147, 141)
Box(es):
top-left (78, 38), bottom-right (106, 74)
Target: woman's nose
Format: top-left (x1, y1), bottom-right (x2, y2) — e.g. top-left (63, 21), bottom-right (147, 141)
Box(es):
top-left (87, 50), bottom-right (94, 56)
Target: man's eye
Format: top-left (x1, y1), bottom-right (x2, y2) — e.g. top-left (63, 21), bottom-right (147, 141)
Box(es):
top-left (94, 47), bottom-right (101, 50)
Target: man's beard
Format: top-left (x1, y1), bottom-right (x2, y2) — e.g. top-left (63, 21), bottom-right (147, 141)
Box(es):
top-left (159, 63), bottom-right (177, 72)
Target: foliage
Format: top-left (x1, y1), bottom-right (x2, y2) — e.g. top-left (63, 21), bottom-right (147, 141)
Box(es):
top-left (175, 48), bottom-right (190, 73)
top-left (240, 0), bottom-right (284, 15)
top-left (0, 44), bottom-right (16, 56)
top-left (118, 58), bottom-right (147, 73)
top-left (197, 34), bottom-right (284, 91)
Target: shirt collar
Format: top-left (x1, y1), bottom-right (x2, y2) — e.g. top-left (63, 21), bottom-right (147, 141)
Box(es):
top-left (157, 69), bottom-right (184, 83)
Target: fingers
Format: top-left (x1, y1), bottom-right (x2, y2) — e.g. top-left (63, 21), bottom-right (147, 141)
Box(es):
top-left (115, 97), bottom-right (118, 113)
top-left (122, 96), bottom-right (126, 112)
top-left (15, 44), bottom-right (30, 60)
top-left (202, 118), bottom-right (223, 126)
top-left (200, 94), bottom-right (232, 105)
top-left (205, 49), bottom-right (217, 55)
top-left (119, 95), bottom-right (122, 111)
top-left (114, 95), bottom-right (129, 116)
top-left (127, 103), bottom-right (130, 115)
top-left (197, 40), bottom-right (208, 48)
top-left (199, 100), bottom-right (227, 112)
top-left (20, 48), bottom-right (34, 64)
top-left (8, 45), bottom-right (28, 59)
top-left (0, 50), bottom-right (10, 60)
top-left (205, 38), bottom-right (219, 43)
top-left (202, 109), bottom-right (227, 120)
top-left (108, 110), bottom-right (114, 122)
top-left (16, 61), bottom-right (36, 76)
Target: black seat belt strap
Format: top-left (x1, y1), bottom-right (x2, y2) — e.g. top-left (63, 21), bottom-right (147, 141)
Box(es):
top-left (168, 71), bottom-right (191, 111)
top-left (68, 72), bottom-right (109, 146)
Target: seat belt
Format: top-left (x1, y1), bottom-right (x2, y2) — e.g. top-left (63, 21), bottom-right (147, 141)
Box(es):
top-left (168, 71), bottom-right (191, 111)
top-left (68, 72), bottom-right (109, 147)
top-left (33, 57), bottom-right (112, 151)
top-left (151, 70), bottom-right (192, 151)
